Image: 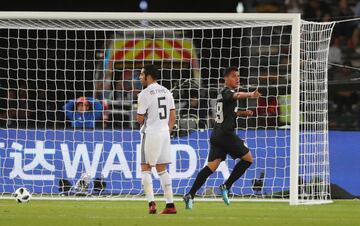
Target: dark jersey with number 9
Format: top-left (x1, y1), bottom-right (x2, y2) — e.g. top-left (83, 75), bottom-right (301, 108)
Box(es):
top-left (214, 87), bottom-right (237, 133)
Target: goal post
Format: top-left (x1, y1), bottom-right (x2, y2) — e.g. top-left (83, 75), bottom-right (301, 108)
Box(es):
top-left (289, 14), bottom-right (300, 205)
top-left (0, 12), bottom-right (334, 205)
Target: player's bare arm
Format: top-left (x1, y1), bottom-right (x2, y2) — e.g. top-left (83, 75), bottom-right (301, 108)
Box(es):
top-left (236, 110), bottom-right (253, 117)
top-left (168, 109), bottom-right (176, 134)
top-left (136, 114), bottom-right (145, 124)
top-left (233, 89), bottom-right (261, 100)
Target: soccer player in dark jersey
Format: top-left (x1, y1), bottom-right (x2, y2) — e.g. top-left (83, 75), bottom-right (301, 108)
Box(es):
top-left (183, 66), bottom-right (261, 209)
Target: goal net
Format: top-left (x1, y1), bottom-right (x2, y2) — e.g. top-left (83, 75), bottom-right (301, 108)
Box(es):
top-left (0, 12), bottom-right (334, 205)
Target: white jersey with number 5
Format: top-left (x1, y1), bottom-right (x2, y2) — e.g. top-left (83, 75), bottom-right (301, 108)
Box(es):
top-left (137, 83), bottom-right (175, 134)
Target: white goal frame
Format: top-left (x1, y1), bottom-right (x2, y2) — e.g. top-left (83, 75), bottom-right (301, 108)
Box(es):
top-left (0, 12), bottom-right (332, 205)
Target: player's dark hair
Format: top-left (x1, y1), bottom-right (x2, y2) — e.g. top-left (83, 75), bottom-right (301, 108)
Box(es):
top-left (143, 64), bottom-right (159, 80)
top-left (223, 66), bottom-right (238, 77)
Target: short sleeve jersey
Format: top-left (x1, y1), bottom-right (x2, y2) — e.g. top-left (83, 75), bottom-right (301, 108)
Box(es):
top-left (214, 87), bottom-right (237, 133)
top-left (137, 83), bottom-right (175, 134)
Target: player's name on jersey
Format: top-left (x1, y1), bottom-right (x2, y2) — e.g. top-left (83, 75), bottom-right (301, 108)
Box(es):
top-left (149, 89), bottom-right (167, 95)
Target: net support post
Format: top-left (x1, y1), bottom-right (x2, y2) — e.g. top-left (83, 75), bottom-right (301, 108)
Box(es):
top-left (289, 14), bottom-right (301, 205)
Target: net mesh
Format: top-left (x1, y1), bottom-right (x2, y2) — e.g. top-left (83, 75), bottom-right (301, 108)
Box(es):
top-left (0, 15), bottom-right (333, 204)
top-left (298, 21), bottom-right (334, 203)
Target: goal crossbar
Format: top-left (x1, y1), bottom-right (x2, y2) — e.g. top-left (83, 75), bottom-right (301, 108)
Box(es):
top-left (0, 12), bottom-right (301, 21)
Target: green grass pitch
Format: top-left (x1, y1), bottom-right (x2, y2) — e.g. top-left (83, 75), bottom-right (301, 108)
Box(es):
top-left (1, 199), bottom-right (359, 226)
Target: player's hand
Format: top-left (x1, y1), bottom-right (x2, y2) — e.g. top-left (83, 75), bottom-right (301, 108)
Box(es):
top-left (236, 110), bottom-right (253, 117)
top-left (251, 89), bottom-right (261, 98)
top-left (244, 110), bottom-right (254, 117)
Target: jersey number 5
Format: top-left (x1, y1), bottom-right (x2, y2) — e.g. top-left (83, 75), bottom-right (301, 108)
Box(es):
top-left (215, 102), bottom-right (224, 123)
top-left (158, 97), bottom-right (167, 120)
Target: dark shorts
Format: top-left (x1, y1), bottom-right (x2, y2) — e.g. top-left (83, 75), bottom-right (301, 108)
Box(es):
top-left (208, 129), bottom-right (250, 162)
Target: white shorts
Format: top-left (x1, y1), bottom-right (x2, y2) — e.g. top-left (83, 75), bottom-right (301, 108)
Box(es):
top-left (140, 131), bottom-right (171, 166)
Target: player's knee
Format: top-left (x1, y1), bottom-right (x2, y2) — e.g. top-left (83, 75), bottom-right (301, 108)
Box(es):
top-left (155, 164), bottom-right (167, 173)
top-left (246, 159), bottom-right (253, 165)
top-left (141, 164), bottom-right (152, 172)
top-left (207, 159), bottom-right (222, 171)
top-left (242, 151), bottom-right (253, 163)
top-left (207, 164), bottom-right (217, 172)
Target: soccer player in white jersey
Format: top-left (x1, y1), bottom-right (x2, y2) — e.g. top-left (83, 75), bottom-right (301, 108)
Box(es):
top-left (136, 64), bottom-right (177, 214)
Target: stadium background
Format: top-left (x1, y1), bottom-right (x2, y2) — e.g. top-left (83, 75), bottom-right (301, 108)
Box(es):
top-left (0, 0), bottom-right (359, 198)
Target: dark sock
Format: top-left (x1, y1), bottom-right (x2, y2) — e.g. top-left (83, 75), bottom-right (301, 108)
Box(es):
top-left (224, 160), bottom-right (252, 190)
top-left (188, 166), bottom-right (213, 198)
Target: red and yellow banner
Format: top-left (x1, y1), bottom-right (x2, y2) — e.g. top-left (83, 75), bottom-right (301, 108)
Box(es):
top-left (107, 39), bottom-right (196, 61)
top-left (104, 39), bottom-right (199, 78)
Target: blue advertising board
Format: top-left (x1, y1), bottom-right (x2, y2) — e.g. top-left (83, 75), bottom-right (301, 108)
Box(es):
top-left (329, 131), bottom-right (360, 196)
top-left (0, 129), bottom-right (358, 196)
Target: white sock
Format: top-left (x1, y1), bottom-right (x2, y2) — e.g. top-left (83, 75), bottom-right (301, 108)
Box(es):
top-left (141, 171), bottom-right (154, 203)
top-left (158, 170), bottom-right (174, 204)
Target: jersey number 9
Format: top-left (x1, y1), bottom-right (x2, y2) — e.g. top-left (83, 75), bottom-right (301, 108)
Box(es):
top-left (215, 102), bottom-right (223, 123)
